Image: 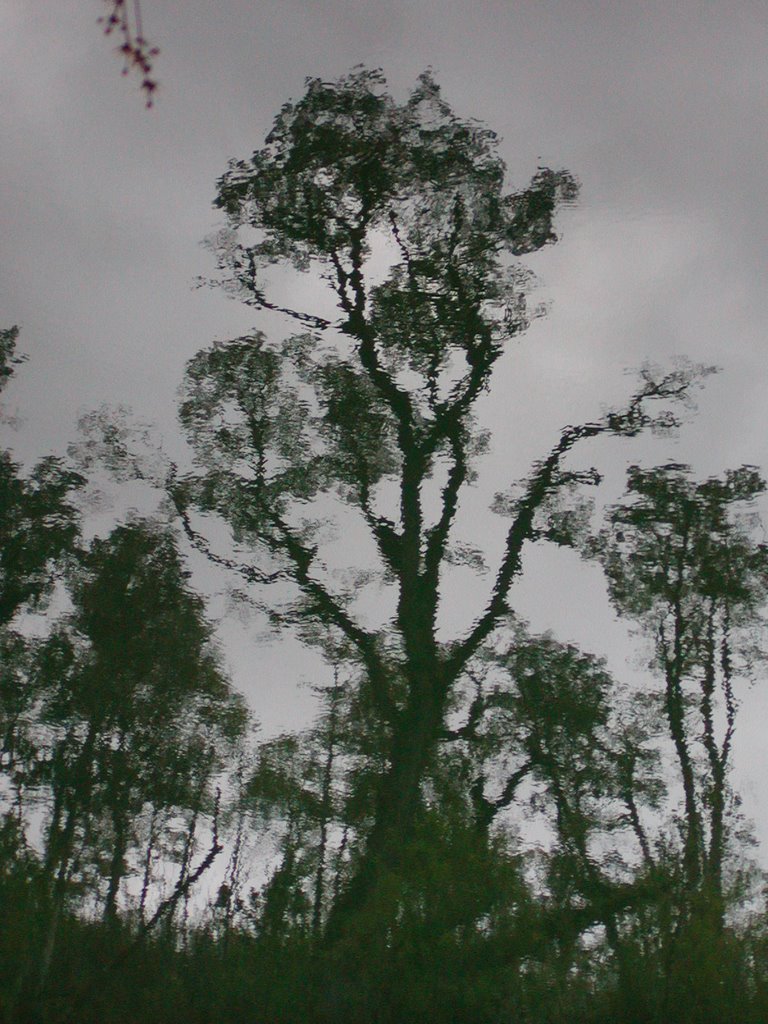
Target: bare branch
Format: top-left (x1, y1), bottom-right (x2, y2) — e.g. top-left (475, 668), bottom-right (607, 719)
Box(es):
top-left (265, 510), bottom-right (397, 724)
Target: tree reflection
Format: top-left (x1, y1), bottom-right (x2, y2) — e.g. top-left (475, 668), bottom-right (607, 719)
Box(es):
top-left (178, 70), bottom-right (703, 950)
top-left (3, 68), bottom-right (768, 1023)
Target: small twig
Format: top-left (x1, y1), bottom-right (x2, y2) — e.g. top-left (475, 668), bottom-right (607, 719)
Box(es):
top-left (99, 1), bottom-right (160, 107)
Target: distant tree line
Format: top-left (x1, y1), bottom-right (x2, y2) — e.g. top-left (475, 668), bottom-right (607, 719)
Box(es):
top-left (3, 71), bottom-right (768, 1023)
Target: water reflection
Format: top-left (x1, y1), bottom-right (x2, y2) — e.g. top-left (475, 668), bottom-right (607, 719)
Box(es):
top-left (3, 69), bottom-right (768, 1023)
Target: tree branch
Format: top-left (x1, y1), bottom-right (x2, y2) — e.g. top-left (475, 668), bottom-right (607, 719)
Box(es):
top-left (169, 481), bottom-right (285, 586)
top-left (447, 371), bottom-right (700, 681)
top-left (423, 427), bottom-right (469, 590)
top-left (266, 510), bottom-right (397, 724)
top-left (447, 418), bottom-right (604, 679)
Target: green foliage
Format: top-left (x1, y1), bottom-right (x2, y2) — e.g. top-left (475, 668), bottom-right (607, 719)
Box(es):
top-left (0, 455), bottom-right (83, 627)
top-left (596, 463), bottom-right (768, 628)
top-left (588, 463), bottom-right (768, 910)
top-left (3, 67), bottom-right (768, 1024)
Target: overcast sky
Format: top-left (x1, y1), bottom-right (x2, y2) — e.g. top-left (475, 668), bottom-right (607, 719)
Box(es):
top-left (3, 0), bottom-right (768, 849)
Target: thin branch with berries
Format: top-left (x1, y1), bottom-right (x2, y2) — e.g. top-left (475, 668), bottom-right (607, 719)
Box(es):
top-left (98, 1), bottom-right (159, 107)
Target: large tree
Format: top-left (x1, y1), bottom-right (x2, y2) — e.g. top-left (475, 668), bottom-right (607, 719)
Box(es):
top-left (175, 68), bottom-right (705, 934)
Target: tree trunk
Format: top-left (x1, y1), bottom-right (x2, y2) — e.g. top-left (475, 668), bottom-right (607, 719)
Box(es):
top-left (104, 809), bottom-right (129, 927)
top-left (324, 673), bottom-right (446, 943)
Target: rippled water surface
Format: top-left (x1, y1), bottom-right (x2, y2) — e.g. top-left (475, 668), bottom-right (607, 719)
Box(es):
top-left (2, 5), bottom-right (768, 1019)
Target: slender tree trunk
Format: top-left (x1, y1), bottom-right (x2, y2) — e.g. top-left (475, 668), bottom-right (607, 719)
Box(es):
top-left (665, 526), bottom-right (706, 892)
top-left (38, 807), bottom-right (77, 995)
top-left (39, 722), bottom-right (98, 994)
top-left (104, 809), bottom-right (129, 927)
top-left (660, 575), bottom-right (704, 893)
top-left (699, 599), bottom-right (727, 931)
top-left (139, 807), bottom-right (158, 925)
top-left (313, 676), bottom-right (340, 937)
top-left (664, 659), bottom-right (703, 889)
top-left (103, 732), bottom-right (130, 927)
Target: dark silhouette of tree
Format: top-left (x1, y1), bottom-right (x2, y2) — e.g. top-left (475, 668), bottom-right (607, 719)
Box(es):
top-left (0, 328), bottom-right (83, 628)
top-left (582, 463), bottom-right (768, 1021)
top-left (0, 329), bottom-right (86, 1021)
top-left (176, 67), bottom-right (705, 940)
top-left (0, 406), bottom-right (247, 1019)
top-left (33, 520), bottom-right (245, 983)
top-left (594, 465), bottom-right (768, 915)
